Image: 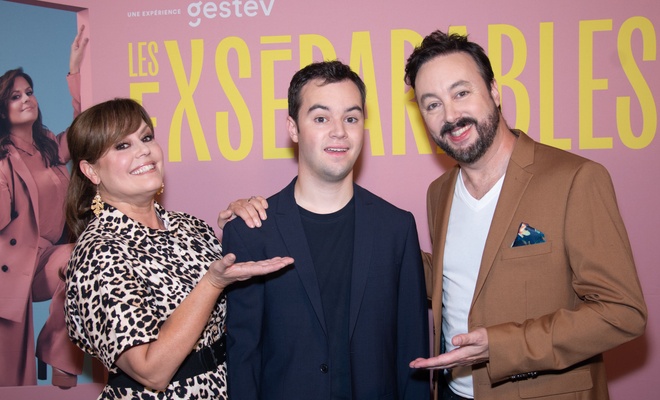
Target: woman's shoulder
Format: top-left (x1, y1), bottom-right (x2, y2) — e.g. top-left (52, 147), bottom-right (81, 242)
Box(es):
top-left (168, 209), bottom-right (215, 231)
top-left (0, 145), bottom-right (18, 170)
top-left (73, 224), bottom-right (120, 254)
top-left (166, 209), bottom-right (221, 251)
top-left (0, 155), bottom-right (9, 175)
top-left (44, 129), bottom-right (58, 140)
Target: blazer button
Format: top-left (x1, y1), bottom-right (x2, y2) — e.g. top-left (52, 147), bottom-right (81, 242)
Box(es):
top-left (9, 238), bottom-right (17, 246)
top-left (1, 265), bottom-right (8, 272)
top-left (320, 364), bottom-right (329, 373)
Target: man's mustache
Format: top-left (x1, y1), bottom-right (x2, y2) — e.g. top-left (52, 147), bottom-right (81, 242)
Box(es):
top-left (440, 117), bottom-right (478, 136)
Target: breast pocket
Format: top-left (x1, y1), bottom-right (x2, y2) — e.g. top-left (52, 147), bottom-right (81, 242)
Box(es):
top-left (500, 241), bottom-right (553, 260)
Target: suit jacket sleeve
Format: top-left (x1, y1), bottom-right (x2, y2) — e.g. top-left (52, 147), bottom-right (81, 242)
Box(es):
top-left (397, 213), bottom-right (431, 398)
top-left (487, 161), bottom-right (647, 381)
top-left (224, 221), bottom-right (264, 400)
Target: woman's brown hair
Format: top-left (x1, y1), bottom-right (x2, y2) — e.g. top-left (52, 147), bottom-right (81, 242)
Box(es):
top-left (66, 98), bottom-right (154, 239)
top-left (0, 68), bottom-right (61, 165)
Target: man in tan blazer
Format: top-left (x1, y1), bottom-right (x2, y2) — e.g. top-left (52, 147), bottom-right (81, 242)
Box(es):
top-left (404, 30), bottom-right (647, 399)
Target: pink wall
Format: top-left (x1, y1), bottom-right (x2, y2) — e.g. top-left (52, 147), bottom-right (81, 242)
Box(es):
top-left (6, 0), bottom-right (658, 398)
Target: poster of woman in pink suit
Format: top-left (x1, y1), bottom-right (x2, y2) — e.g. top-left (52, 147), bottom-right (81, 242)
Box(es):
top-left (0, 26), bottom-right (88, 388)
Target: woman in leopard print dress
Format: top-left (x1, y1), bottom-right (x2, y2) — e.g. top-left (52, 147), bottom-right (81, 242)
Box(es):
top-left (63, 98), bottom-right (293, 399)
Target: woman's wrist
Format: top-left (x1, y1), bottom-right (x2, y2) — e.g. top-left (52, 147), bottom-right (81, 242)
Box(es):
top-left (201, 273), bottom-right (226, 293)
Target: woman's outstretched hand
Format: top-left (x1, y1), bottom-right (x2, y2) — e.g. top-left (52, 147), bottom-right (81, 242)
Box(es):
top-left (205, 253), bottom-right (293, 290)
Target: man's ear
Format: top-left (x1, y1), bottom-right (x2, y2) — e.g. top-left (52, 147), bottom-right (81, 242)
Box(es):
top-left (287, 116), bottom-right (299, 143)
top-left (79, 160), bottom-right (100, 185)
top-left (490, 80), bottom-right (501, 108)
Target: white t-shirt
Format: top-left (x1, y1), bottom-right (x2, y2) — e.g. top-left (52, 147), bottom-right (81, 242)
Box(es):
top-left (442, 170), bottom-right (504, 398)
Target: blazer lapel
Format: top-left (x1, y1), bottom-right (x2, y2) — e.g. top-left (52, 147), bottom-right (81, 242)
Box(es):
top-left (276, 179), bottom-right (328, 334)
top-left (8, 149), bottom-right (40, 225)
top-left (471, 132), bottom-right (535, 306)
top-left (429, 168), bottom-right (458, 351)
top-left (348, 186), bottom-right (373, 340)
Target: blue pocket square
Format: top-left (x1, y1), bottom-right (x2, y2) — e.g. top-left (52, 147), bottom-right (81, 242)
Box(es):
top-left (512, 222), bottom-right (546, 247)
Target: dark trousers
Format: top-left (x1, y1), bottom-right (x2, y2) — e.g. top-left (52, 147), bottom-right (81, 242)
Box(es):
top-left (442, 389), bottom-right (472, 400)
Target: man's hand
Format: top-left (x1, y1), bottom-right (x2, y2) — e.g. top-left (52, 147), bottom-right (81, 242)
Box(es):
top-left (409, 328), bottom-right (489, 370)
top-left (217, 195), bottom-right (268, 229)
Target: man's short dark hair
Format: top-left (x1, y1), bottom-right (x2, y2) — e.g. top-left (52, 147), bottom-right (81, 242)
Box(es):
top-left (404, 30), bottom-right (495, 90)
top-left (288, 60), bottom-right (366, 123)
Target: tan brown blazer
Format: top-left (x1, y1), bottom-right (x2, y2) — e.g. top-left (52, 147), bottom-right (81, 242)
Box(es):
top-left (425, 131), bottom-right (647, 399)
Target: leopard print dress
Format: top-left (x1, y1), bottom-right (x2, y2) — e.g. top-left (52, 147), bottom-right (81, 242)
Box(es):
top-left (65, 203), bottom-right (227, 399)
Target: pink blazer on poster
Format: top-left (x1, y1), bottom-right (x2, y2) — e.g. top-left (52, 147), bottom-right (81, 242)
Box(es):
top-left (0, 73), bottom-right (84, 384)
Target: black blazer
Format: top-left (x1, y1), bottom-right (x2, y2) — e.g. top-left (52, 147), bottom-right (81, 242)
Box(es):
top-left (224, 178), bottom-right (430, 399)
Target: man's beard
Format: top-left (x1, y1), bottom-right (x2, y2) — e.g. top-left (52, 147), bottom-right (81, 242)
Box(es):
top-left (433, 105), bottom-right (499, 164)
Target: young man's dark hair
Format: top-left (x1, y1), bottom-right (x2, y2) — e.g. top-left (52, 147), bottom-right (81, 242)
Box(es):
top-left (287, 60), bottom-right (366, 123)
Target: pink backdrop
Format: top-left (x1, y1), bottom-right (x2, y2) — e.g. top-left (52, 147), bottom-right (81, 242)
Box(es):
top-left (5, 0), bottom-right (658, 398)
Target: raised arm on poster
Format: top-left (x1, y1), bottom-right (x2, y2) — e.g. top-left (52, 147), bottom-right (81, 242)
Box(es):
top-left (0, 24), bottom-right (88, 388)
top-left (64, 98), bottom-right (293, 397)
